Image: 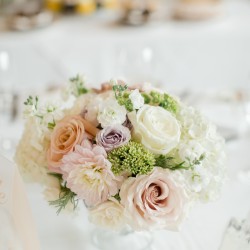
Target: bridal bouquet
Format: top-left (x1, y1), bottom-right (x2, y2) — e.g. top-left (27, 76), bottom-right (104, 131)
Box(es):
top-left (15, 76), bottom-right (226, 231)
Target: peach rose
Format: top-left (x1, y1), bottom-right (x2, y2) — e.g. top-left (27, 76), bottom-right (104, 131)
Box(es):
top-left (120, 167), bottom-right (188, 231)
top-left (47, 115), bottom-right (88, 173)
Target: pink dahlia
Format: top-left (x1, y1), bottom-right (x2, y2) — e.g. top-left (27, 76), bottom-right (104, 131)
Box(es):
top-left (61, 140), bottom-right (119, 207)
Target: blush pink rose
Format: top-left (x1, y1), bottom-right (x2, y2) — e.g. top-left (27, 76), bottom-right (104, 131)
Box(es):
top-left (47, 115), bottom-right (88, 173)
top-left (120, 167), bottom-right (188, 231)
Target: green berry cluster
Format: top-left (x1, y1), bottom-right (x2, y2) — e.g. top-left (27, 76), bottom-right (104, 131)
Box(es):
top-left (108, 141), bottom-right (155, 176)
top-left (142, 91), bottom-right (179, 114)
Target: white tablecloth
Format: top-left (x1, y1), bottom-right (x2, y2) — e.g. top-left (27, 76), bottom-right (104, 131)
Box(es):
top-left (1, 1), bottom-right (250, 249)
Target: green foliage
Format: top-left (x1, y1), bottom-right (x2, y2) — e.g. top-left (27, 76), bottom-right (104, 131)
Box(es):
top-left (113, 193), bottom-right (121, 202)
top-left (142, 91), bottom-right (179, 114)
top-left (156, 153), bottom-right (206, 171)
top-left (24, 96), bottom-right (39, 110)
top-left (112, 83), bottom-right (128, 98)
top-left (47, 121), bottom-right (56, 130)
top-left (112, 82), bottom-right (133, 112)
top-left (49, 184), bottom-right (78, 215)
top-left (186, 153), bottom-right (206, 167)
top-left (108, 141), bottom-right (155, 176)
top-left (69, 74), bottom-right (88, 97)
top-left (48, 173), bottom-right (78, 214)
top-left (24, 96), bottom-right (57, 130)
top-left (155, 155), bottom-right (187, 170)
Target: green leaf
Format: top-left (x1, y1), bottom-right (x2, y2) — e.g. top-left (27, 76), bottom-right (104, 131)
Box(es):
top-left (49, 185), bottom-right (78, 215)
top-left (113, 193), bottom-right (121, 202)
top-left (69, 74), bottom-right (88, 97)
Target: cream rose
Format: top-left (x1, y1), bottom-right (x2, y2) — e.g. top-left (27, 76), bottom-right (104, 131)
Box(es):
top-left (47, 115), bottom-right (87, 173)
top-left (120, 167), bottom-right (188, 231)
top-left (89, 198), bottom-right (125, 230)
top-left (128, 105), bottom-right (181, 154)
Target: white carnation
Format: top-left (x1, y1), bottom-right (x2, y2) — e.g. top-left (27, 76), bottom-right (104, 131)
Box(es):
top-left (97, 99), bottom-right (127, 128)
top-left (129, 89), bottom-right (144, 110)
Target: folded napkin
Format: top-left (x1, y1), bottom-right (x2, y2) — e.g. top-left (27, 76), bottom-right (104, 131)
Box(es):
top-left (0, 154), bottom-right (40, 250)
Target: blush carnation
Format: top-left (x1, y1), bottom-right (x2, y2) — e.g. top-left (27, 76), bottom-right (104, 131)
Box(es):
top-left (61, 140), bottom-right (120, 207)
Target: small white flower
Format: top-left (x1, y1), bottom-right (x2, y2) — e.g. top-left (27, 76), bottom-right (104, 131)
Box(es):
top-left (129, 89), bottom-right (144, 110)
top-left (178, 140), bottom-right (205, 162)
top-left (97, 99), bottom-right (127, 128)
top-left (185, 165), bottom-right (211, 193)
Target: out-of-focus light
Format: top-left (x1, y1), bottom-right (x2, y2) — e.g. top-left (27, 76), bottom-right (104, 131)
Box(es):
top-left (0, 51), bottom-right (10, 72)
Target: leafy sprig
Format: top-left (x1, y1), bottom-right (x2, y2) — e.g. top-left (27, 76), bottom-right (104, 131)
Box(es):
top-left (112, 82), bottom-right (133, 112)
top-left (49, 184), bottom-right (78, 215)
top-left (24, 96), bottom-right (39, 109)
top-left (24, 96), bottom-right (60, 130)
top-left (69, 74), bottom-right (88, 97)
top-left (113, 193), bottom-right (121, 202)
top-left (156, 153), bottom-right (206, 171)
top-left (112, 82), bottom-right (128, 99)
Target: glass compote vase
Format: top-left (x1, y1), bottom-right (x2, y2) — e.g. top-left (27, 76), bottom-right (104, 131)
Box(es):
top-left (92, 226), bottom-right (153, 250)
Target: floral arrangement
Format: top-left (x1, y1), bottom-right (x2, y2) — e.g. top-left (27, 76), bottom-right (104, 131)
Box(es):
top-left (15, 75), bottom-right (226, 231)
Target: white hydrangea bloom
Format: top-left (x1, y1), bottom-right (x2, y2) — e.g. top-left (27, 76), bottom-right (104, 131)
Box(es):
top-left (176, 105), bottom-right (226, 202)
top-left (178, 140), bottom-right (205, 163)
top-left (15, 118), bottom-right (50, 184)
top-left (178, 106), bottom-right (214, 139)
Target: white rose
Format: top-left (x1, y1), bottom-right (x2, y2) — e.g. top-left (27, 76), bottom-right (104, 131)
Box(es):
top-left (89, 198), bottom-right (125, 230)
top-left (97, 99), bottom-right (127, 128)
top-left (129, 89), bottom-right (144, 110)
top-left (128, 105), bottom-right (181, 154)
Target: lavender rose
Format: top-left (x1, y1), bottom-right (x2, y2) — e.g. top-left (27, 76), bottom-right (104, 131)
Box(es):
top-left (96, 125), bottom-right (131, 152)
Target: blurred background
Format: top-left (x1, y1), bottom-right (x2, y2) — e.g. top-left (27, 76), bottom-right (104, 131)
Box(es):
top-left (1, 0), bottom-right (250, 155)
top-left (1, 0), bottom-right (250, 249)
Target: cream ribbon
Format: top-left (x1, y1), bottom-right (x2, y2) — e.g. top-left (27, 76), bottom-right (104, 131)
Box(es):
top-left (0, 154), bottom-right (40, 250)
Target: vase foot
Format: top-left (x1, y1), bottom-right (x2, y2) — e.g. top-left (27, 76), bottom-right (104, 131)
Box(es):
top-left (92, 228), bottom-right (153, 250)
